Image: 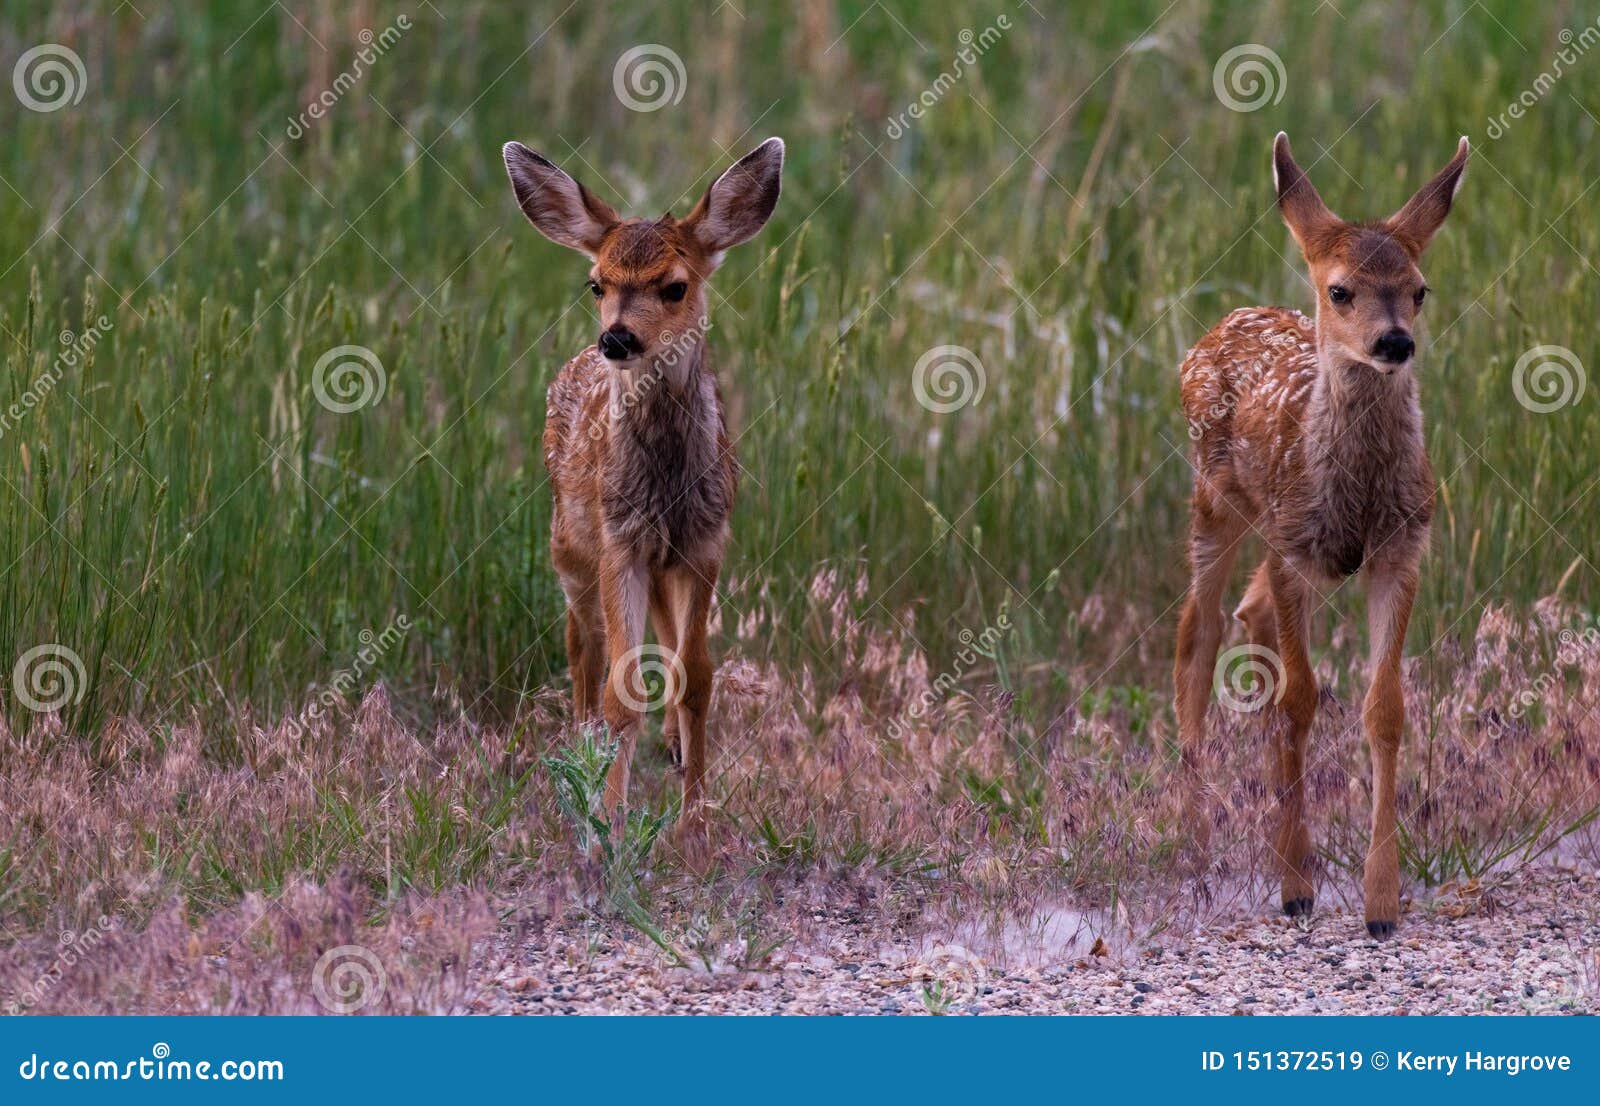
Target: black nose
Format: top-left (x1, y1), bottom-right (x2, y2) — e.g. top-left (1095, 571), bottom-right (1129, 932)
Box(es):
top-left (1372, 329), bottom-right (1415, 364)
top-left (599, 327), bottom-right (641, 360)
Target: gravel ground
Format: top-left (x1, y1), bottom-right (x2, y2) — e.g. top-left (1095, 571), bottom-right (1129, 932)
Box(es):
top-left (477, 867), bottom-right (1599, 1015)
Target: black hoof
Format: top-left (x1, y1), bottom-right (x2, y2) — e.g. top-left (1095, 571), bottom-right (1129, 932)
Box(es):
top-left (1366, 920), bottom-right (1396, 939)
top-left (1282, 897), bottom-right (1314, 918)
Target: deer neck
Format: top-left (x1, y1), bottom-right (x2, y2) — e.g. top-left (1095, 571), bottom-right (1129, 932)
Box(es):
top-left (605, 337), bottom-right (717, 461)
top-left (1304, 347), bottom-right (1424, 480)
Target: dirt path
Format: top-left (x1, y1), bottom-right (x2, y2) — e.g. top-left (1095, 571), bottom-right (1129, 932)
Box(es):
top-left (475, 867), bottom-right (1598, 1015)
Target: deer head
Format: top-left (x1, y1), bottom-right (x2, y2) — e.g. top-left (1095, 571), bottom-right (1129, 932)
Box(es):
top-left (502, 138), bottom-right (784, 384)
top-left (1273, 132), bottom-right (1469, 375)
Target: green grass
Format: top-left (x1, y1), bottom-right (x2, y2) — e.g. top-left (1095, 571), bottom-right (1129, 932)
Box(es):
top-left (0, 1), bottom-right (1594, 736)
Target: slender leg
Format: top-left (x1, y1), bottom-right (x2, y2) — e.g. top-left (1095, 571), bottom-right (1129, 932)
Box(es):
top-left (1233, 559), bottom-right (1278, 649)
top-left (1267, 557), bottom-right (1317, 915)
top-left (1173, 502), bottom-right (1245, 848)
top-left (648, 576), bottom-right (682, 767)
top-left (1361, 557), bottom-right (1417, 938)
top-left (660, 562), bottom-right (717, 833)
top-left (599, 553), bottom-right (649, 817)
top-left (564, 579), bottom-right (605, 723)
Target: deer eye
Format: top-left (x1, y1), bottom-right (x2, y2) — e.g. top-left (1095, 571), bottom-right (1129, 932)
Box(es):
top-left (661, 281), bottom-right (688, 303)
top-left (1414, 286), bottom-right (1428, 307)
top-left (585, 279), bottom-right (603, 298)
top-left (1328, 285), bottom-right (1352, 305)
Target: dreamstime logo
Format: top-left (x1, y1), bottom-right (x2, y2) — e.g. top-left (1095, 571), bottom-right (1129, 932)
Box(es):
top-left (11, 644), bottom-right (87, 713)
top-left (1511, 344), bottom-right (1585, 413)
top-left (612, 644), bottom-right (685, 713)
top-left (884, 16), bottom-right (1013, 139)
top-left (1212, 44), bottom-right (1286, 112)
top-left (283, 615), bottom-right (412, 738)
top-left (311, 945), bottom-right (386, 1013)
top-left (0, 315), bottom-right (113, 439)
top-left (284, 15), bottom-right (412, 139)
top-left (885, 613), bottom-right (1013, 741)
top-left (13, 44), bottom-right (87, 113)
top-left (912, 344), bottom-right (986, 413)
top-left (1485, 18), bottom-right (1600, 140)
top-left (311, 344), bottom-right (387, 413)
top-left (5, 915), bottom-right (116, 1014)
top-left (1508, 623), bottom-right (1599, 721)
top-left (919, 943), bottom-right (988, 1010)
top-left (612, 45), bottom-right (686, 112)
top-left (1213, 643), bottom-right (1285, 713)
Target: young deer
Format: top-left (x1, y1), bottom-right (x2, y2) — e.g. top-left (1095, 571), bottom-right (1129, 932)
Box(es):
top-left (1174, 133), bottom-right (1468, 937)
top-left (502, 137), bottom-right (784, 831)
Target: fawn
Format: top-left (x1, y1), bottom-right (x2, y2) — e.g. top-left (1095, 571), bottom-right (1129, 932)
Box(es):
top-left (502, 137), bottom-right (784, 831)
top-left (1174, 133), bottom-right (1469, 937)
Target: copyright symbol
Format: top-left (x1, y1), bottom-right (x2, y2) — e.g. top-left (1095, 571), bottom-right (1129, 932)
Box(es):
top-left (1370, 1051), bottom-right (1390, 1070)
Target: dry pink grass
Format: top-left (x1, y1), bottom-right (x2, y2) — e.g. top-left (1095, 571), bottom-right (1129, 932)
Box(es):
top-left (2, 577), bottom-right (1596, 1012)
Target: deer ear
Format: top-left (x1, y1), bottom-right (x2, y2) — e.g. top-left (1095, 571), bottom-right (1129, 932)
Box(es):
top-left (1272, 132), bottom-right (1339, 256)
top-left (502, 142), bottom-right (619, 258)
top-left (682, 137), bottom-right (784, 268)
top-left (1386, 136), bottom-right (1469, 255)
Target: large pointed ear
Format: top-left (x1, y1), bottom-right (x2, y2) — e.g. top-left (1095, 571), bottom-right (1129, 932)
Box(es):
top-left (1385, 136), bottom-right (1469, 255)
top-left (501, 141), bottom-right (619, 258)
top-left (1272, 132), bottom-right (1340, 256)
top-left (681, 137), bottom-right (784, 267)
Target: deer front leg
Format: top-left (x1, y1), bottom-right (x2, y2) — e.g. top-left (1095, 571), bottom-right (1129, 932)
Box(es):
top-left (659, 563), bottom-right (717, 836)
top-left (1268, 558), bottom-right (1317, 917)
top-left (1361, 558), bottom-right (1417, 938)
top-left (599, 551), bottom-right (649, 820)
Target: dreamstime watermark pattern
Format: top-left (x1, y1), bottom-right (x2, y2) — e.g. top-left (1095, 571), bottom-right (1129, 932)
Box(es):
top-left (919, 943), bottom-right (988, 1010)
top-left (884, 613), bottom-right (1013, 741)
top-left (12, 43), bottom-right (86, 113)
top-left (311, 344), bottom-right (387, 413)
top-left (1484, 17), bottom-right (1600, 140)
top-left (5, 915), bottom-right (116, 1015)
top-left (611, 644), bottom-right (686, 714)
top-left (1212, 44), bottom-right (1286, 113)
top-left (1185, 329), bottom-right (1302, 439)
top-left (0, 315), bottom-right (113, 439)
top-left (311, 944), bottom-right (387, 1013)
top-left (884, 15), bottom-right (1013, 140)
top-left (913, 344), bottom-right (986, 413)
top-left (1213, 643), bottom-right (1285, 713)
top-left (17, 1043), bottom-right (284, 1082)
top-left (1507, 622), bottom-right (1598, 721)
top-left (584, 314), bottom-right (713, 441)
top-left (11, 643), bottom-right (87, 713)
top-left (613, 44), bottom-right (686, 113)
top-left (1511, 344), bottom-right (1585, 413)
top-left (284, 15), bottom-right (413, 139)
top-left (283, 615), bottom-right (412, 738)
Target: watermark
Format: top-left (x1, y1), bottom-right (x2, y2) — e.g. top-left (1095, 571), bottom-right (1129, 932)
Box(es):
top-left (612, 44), bottom-right (686, 112)
top-left (1508, 623), bottom-right (1598, 720)
top-left (285, 15), bottom-right (412, 139)
top-left (311, 944), bottom-right (387, 1013)
top-left (912, 344), bottom-right (986, 414)
top-left (311, 344), bottom-right (387, 413)
top-left (917, 943), bottom-right (988, 1013)
top-left (0, 315), bottom-right (113, 439)
top-left (584, 314), bottom-right (712, 441)
top-left (1511, 344), bottom-right (1585, 413)
top-left (1212, 44), bottom-right (1286, 113)
top-left (12, 44), bottom-right (86, 113)
top-left (1185, 330), bottom-right (1304, 439)
top-left (884, 15), bottom-right (1012, 140)
top-left (885, 613), bottom-right (1013, 740)
top-left (5, 915), bottom-right (116, 1015)
top-left (611, 644), bottom-right (686, 714)
top-left (283, 615), bottom-right (412, 738)
top-left (18, 1043), bottom-right (283, 1082)
top-left (1485, 18), bottom-right (1600, 140)
top-left (1213, 643), bottom-right (1285, 713)
top-left (11, 643), bottom-right (87, 713)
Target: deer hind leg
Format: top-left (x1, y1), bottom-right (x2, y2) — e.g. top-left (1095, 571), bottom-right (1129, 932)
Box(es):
top-left (1234, 559), bottom-right (1278, 650)
top-left (659, 563), bottom-right (717, 836)
top-left (648, 577), bottom-right (682, 768)
top-left (1361, 557), bottom-right (1418, 938)
top-left (598, 553), bottom-right (649, 820)
top-left (562, 576), bottom-right (606, 724)
top-left (1266, 557), bottom-right (1317, 916)
top-left (1173, 498), bottom-right (1246, 849)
